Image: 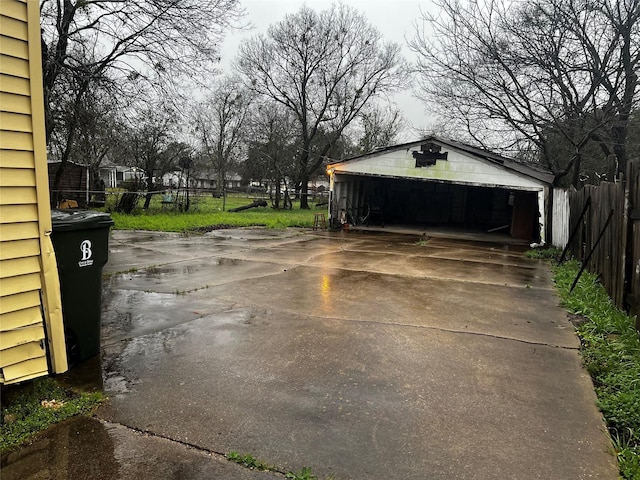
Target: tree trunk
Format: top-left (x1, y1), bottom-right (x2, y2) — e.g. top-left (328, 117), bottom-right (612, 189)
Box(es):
top-left (228, 199), bottom-right (267, 212)
top-left (612, 126), bottom-right (628, 179)
top-left (216, 170), bottom-right (224, 198)
top-left (299, 176), bottom-right (310, 209)
top-left (571, 153), bottom-right (582, 188)
top-left (143, 192), bottom-right (153, 209)
top-left (274, 181), bottom-right (281, 209)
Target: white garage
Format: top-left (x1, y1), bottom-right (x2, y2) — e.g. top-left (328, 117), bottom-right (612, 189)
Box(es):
top-left (327, 137), bottom-right (554, 243)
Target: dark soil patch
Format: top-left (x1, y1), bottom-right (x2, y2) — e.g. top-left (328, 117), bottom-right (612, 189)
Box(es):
top-left (188, 224), bottom-right (237, 233)
top-left (568, 312), bottom-right (590, 328)
top-left (188, 224), bottom-right (268, 233)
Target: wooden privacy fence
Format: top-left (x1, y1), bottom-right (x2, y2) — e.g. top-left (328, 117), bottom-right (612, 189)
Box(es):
top-left (562, 160), bottom-right (640, 319)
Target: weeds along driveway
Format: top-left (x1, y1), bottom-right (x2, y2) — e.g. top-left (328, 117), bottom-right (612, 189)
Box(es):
top-left (98, 229), bottom-right (617, 480)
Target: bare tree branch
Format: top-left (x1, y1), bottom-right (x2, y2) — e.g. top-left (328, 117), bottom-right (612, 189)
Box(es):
top-left (410, 0), bottom-right (639, 186)
top-left (236, 4), bottom-right (409, 208)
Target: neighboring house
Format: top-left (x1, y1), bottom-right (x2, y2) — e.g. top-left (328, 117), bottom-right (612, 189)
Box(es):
top-left (189, 176), bottom-right (215, 190)
top-left (160, 170), bottom-right (215, 190)
top-left (327, 137), bottom-right (554, 242)
top-left (161, 170), bottom-right (187, 189)
top-left (0, 0), bottom-right (68, 383)
top-left (226, 173), bottom-right (242, 190)
top-left (99, 165), bottom-right (145, 189)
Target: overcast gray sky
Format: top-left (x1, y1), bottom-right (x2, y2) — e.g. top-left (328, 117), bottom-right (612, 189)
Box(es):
top-left (218, 0), bottom-right (436, 140)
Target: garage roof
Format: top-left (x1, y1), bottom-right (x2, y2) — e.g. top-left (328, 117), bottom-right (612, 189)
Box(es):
top-left (330, 137), bottom-right (555, 185)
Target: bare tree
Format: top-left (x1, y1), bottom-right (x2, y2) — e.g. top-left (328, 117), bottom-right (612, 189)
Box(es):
top-left (236, 3), bottom-right (409, 208)
top-left (40, 0), bottom-right (244, 197)
top-left (117, 103), bottom-right (188, 209)
top-left (595, 0), bottom-right (640, 177)
top-left (410, 0), bottom-right (639, 186)
top-left (355, 104), bottom-right (405, 154)
top-left (55, 74), bottom-right (123, 183)
top-left (244, 102), bottom-right (299, 209)
top-left (193, 77), bottom-right (252, 209)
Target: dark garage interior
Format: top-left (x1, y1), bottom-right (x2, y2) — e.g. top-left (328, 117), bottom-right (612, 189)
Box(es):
top-left (336, 177), bottom-right (540, 242)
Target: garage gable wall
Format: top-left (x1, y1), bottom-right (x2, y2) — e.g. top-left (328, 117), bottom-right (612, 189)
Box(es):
top-left (332, 146), bottom-right (545, 191)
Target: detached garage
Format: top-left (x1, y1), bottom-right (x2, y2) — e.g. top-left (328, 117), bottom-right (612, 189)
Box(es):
top-left (327, 137), bottom-right (554, 243)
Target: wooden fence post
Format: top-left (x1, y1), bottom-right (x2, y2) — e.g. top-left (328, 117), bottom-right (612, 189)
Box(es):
top-left (624, 160), bottom-right (640, 326)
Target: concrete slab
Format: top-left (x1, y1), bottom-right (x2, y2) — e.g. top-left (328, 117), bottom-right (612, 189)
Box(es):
top-left (107, 257), bottom-right (292, 294)
top-left (197, 265), bottom-right (575, 348)
top-left (98, 312), bottom-right (610, 479)
top-left (3, 228), bottom-right (617, 480)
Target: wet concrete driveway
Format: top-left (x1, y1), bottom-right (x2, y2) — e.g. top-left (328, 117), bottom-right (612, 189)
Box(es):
top-left (2, 228), bottom-right (617, 479)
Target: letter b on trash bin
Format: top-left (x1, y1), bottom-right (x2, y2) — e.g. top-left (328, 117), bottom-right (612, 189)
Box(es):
top-left (79, 240), bottom-right (94, 267)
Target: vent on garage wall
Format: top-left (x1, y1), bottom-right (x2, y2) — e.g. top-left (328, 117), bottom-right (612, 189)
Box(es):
top-left (413, 142), bottom-right (448, 167)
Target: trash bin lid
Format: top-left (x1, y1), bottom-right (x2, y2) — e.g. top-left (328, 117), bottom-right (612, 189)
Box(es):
top-left (51, 209), bottom-right (114, 231)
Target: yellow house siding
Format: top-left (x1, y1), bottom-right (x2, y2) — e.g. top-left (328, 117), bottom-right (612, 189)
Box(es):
top-left (2, 341), bottom-right (46, 367)
top-left (0, 222), bottom-right (39, 241)
top-left (0, 204), bottom-right (39, 224)
top-left (0, 34), bottom-right (29, 58)
top-left (0, 54), bottom-right (29, 78)
top-left (0, 0), bottom-right (27, 19)
top-left (0, 272), bottom-right (42, 297)
top-left (1, 289), bottom-right (40, 314)
top-left (0, 167), bottom-right (36, 186)
top-left (0, 149), bottom-right (35, 167)
top-left (26, 0), bottom-right (67, 375)
top-left (0, 91), bottom-right (32, 114)
top-left (0, 16), bottom-right (28, 42)
top-left (0, 238), bottom-right (40, 261)
top-left (0, 130), bottom-right (34, 150)
top-left (2, 357), bottom-right (49, 383)
top-left (1, 256), bottom-right (42, 279)
top-left (0, 186), bottom-right (38, 204)
top-left (0, 324), bottom-right (44, 350)
top-left (0, 110), bottom-right (33, 132)
top-left (0, 0), bottom-right (67, 383)
top-left (2, 305), bottom-right (42, 330)
top-left (0, 74), bottom-right (30, 95)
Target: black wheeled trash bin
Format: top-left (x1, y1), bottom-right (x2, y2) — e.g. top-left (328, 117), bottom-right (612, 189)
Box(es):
top-left (51, 209), bottom-right (114, 366)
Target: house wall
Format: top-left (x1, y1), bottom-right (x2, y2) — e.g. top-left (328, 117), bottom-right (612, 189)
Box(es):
top-left (100, 167), bottom-right (118, 189)
top-left (0, 0), bottom-right (67, 383)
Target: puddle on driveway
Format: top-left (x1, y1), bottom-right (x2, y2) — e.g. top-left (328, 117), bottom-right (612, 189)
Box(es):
top-left (0, 416), bottom-right (270, 480)
top-left (140, 257), bottom-right (243, 277)
top-left (1, 417), bottom-right (119, 480)
top-left (106, 255), bottom-right (289, 294)
top-left (101, 289), bottom-right (229, 344)
top-left (101, 309), bottom-right (259, 398)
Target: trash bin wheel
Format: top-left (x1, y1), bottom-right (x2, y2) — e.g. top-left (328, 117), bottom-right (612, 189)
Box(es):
top-left (65, 330), bottom-right (81, 368)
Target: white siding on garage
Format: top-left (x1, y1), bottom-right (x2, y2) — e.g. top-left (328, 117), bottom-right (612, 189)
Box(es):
top-left (552, 188), bottom-right (570, 248)
top-left (334, 147), bottom-right (544, 191)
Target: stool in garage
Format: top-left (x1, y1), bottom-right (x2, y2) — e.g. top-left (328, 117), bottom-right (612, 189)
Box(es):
top-left (313, 213), bottom-right (326, 230)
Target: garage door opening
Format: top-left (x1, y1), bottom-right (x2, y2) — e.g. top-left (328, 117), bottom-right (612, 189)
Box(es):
top-left (334, 177), bottom-right (541, 242)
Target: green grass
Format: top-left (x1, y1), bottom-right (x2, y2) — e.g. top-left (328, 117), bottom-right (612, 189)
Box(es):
top-left (103, 192), bottom-right (329, 231)
top-left (553, 260), bottom-right (640, 479)
top-left (286, 466), bottom-right (335, 480)
top-left (525, 246), bottom-right (562, 260)
top-left (226, 451), bottom-right (332, 479)
top-left (1, 377), bottom-right (104, 453)
top-left (226, 451), bottom-right (275, 471)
